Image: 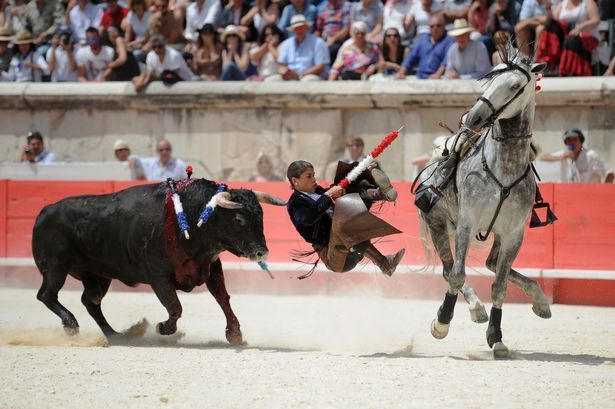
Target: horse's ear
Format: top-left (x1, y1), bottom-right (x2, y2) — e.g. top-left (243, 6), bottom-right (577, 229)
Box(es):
top-left (531, 62), bottom-right (547, 74)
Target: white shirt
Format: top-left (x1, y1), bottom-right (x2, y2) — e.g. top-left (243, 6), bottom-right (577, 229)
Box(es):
top-left (46, 46), bottom-right (79, 82)
top-left (1, 51), bottom-right (49, 82)
top-left (135, 156), bottom-right (187, 181)
top-left (69, 2), bottom-right (104, 43)
top-left (383, 0), bottom-right (412, 39)
top-left (551, 148), bottom-right (606, 183)
top-left (76, 45), bottom-right (115, 81)
top-left (127, 10), bottom-right (153, 41)
top-left (249, 48), bottom-right (278, 77)
top-left (146, 46), bottom-right (194, 80)
top-left (183, 0), bottom-right (222, 42)
top-left (409, 0), bottom-right (444, 36)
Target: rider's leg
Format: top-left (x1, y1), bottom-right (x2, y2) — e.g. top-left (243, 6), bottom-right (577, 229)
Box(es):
top-left (363, 241), bottom-right (405, 276)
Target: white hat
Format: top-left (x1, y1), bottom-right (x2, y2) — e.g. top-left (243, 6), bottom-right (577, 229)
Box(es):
top-left (351, 21), bottom-right (368, 34)
top-left (113, 139), bottom-right (130, 151)
top-left (448, 19), bottom-right (474, 37)
top-left (220, 25), bottom-right (246, 42)
top-left (288, 14), bottom-right (309, 30)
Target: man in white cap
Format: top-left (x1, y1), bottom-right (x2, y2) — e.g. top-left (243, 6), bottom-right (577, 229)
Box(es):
top-left (276, 14), bottom-right (330, 81)
top-left (113, 139), bottom-right (131, 161)
top-left (444, 18), bottom-right (491, 79)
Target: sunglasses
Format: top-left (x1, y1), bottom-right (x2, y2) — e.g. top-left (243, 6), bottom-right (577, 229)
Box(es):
top-left (346, 143), bottom-right (362, 148)
top-left (152, 44), bottom-right (164, 49)
top-left (429, 24), bottom-right (443, 28)
top-left (158, 147), bottom-right (171, 152)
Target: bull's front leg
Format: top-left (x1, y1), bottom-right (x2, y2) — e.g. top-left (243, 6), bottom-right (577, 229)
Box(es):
top-left (207, 258), bottom-right (243, 345)
top-left (149, 273), bottom-right (183, 335)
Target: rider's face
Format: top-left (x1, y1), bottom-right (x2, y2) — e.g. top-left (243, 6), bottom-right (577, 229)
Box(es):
top-left (292, 168), bottom-right (317, 193)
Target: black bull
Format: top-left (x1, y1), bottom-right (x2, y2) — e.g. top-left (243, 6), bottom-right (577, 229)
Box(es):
top-left (33, 179), bottom-right (285, 344)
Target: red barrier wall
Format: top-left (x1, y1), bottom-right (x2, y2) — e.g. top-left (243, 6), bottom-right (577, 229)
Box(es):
top-left (1, 180), bottom-right (614, 306)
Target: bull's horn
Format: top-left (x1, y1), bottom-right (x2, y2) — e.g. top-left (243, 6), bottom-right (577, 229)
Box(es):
top-left (217, 192), bottom-right (243, 209)
top-left (253, 191), bottom-right (287, 206)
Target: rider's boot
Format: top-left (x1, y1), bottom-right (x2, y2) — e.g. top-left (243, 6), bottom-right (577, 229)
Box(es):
top-left (363, 242), bottom-right (405, 276)
top-left (370, 168), bottom-right (398, 202)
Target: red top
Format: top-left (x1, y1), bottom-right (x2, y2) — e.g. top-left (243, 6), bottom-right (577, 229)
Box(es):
top-left (101, 7), bottom-right (129, 30)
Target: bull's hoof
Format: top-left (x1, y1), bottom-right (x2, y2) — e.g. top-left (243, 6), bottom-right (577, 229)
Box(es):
top-left (492, 342), bottom-right (510, 359)
top-left (532, 303), bottom-right (552, 319)
top-left (469, 301), bottom-right (489, 323)
top-left (64, 325), bottom-right (79, 336)
top-left (226, 328), bottom-right (243, 346)
top-left (430, 319), bottom-right (449, 339)
top-left (156, 321), bottom-right (177, 336)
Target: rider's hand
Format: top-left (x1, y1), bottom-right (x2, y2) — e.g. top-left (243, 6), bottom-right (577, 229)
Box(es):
top-left (325, 186), bottom-right (345, 199)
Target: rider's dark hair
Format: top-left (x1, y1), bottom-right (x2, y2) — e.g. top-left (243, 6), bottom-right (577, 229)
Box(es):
top-left (286, 160), bottom-right (313, 190)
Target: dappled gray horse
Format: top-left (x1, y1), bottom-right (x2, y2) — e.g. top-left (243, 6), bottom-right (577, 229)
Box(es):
top-left (417, 50), bottom-right (551, 358)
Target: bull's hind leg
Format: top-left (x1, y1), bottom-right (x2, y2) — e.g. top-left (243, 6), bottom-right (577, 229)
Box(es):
top-left (36, 261), bottom-right (79, 335)
top-left (81, 276), bottom-right (117, 337)
top-left (486, 236), bottom-right (551, 319)
top-left (206, 259), bottom-right (242, 345)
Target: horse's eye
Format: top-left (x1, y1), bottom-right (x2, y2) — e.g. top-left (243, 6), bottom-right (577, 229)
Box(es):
top-left (511, 83), bottom-right (521, 90)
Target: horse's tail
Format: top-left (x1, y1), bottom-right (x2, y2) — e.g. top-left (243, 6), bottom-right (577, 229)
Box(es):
top-left (411, 215), bottom-right (439, 274)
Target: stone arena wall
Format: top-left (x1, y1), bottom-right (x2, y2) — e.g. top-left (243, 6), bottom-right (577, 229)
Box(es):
top-left (0, 78), bottom-right (614, 181)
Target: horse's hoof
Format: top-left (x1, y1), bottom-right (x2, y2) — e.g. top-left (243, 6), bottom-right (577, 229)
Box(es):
top-left (469, 301), bottom-right (489, 323)
top-left (431, 319), bottom-right (450, 339)
top-left (532, 303), bottom-right (552, 319)
top-left (156, 321), bottom-right (176, 336)
top-left (64, 325), bottom-right (79, 336)
top-left (492, 342), bottom-right (510, 359)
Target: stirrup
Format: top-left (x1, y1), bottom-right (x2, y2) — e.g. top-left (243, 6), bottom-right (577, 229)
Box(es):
top-left (529, 202), bottom-right (558, 228)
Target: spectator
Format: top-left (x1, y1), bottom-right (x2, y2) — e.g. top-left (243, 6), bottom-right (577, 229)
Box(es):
top-left (316, 0), bottom-right (351, 62)
top-left (444, 18), bottom-right (491, 79)
top-left (132, 34), bottom-right (194, 91)
top-left (535, 0), bottom-right (600, 77)
top-left (147, 0), bottom-right (183, 46)
top-left (103, 25), bottom-right (141, 81)
top-left (491, 29), bottom-right (509, 65)
top-left (515, 0), bottom-right (549, 56)
top-left (3, 0), bottom-right (28, 36)
top-left (405, 0), bottom-right (445, 43)
top-left (20, 131), bottom-right (56, 163)
top-left (467, 0), bottom-right (489, 35)
top-left (243, 0), bottom-right (280, 37)
top-left (46, 28), bottom-right (79, 82)
top-left (249, 152), bottom-right (283, 181)
top-left (68, 0), bottom-right (103, 44)
top-left (123, 0), bottom-right (152, 61)
top-left (411, 134), bottom-right (447, 175)
top-left (442, 0), bottom-right (471, 29)
top-left (190, 23), bottom-right (223, 81)
top-left (279, 0), bottom-right (317, 37)
top-left (24, 0), bottom-right (65, 54)
top-left (101, 0), bottom-right (128, 33)
top-left (76, 27), bottom-right (114, 81)
top-left (113, 139), bottom-right (131, 161)
top-left (374, 27), bottom-right (407, 78)
top-left (350, 0), bottom-right (384, 44)
top-left (540, 128), bottom-right (611, 183)
top-left (249, 22), bottom-right (284, 80)
top-left (605, 54), bottom-right (615, 76)
top-left (382, 0), bottom-right (412, 42)
top-left (220, 24), bottom-right (252, 80)
top-left (133, 139), bottom-right (187, 181)
top-left (1, 30), bottom-right (49, 82)
top-left (276, 14), bottom-right (330, 80)
top-left (486, 0), bottom-right (514, 34)
top-left (328, 20), bottom-right (379, 80)
top-left (183, 0), bottom-right (222, 42)
top-left (0, 27), bottom-right (13, 73)
top-left (220, 0), bottom-right (256, 42)
top-left (398, 14), bottom-right (453, 79)
top-left (343, 136), bottom-right (367, 163)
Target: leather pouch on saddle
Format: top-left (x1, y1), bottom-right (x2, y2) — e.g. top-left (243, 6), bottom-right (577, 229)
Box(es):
top-left (321, 193), bottom-right (401, 272)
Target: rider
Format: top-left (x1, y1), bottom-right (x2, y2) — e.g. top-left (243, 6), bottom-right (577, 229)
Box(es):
top-left (286, 160), bottom-right (405, 275)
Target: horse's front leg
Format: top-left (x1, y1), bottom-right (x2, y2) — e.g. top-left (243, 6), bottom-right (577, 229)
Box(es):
top-left (487, 234), bottom-right (523, 359)
top-left (431, 222), bottom-right (473, 339)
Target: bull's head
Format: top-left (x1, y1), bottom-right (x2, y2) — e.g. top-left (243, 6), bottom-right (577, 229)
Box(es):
top-left (199, 187), bottom-right (286, 263)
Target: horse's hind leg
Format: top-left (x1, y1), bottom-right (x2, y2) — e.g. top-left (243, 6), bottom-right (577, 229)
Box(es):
top-left (486, 236), bottom-right (551, 319)
top-left (81, 275), bottom-right (117, 337)
top-left (36, 260), bottom-right (79, 335)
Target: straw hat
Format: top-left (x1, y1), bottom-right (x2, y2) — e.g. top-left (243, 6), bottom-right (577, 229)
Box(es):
top-left (0, 27), bottom-right (11, 42)
top-left (12, 30), bottom-right (34, 45)
top-left (220, 25), bottom-right (245, 42)
top-left (288, 14), bottom-right (309, 30)
top-left (448, 19), bottom-right (474, 37)
top-left (113, 139), bottom-right (130, 151)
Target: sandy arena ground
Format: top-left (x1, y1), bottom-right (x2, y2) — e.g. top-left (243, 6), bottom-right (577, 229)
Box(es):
top-left (0, 286), bottom-right (613, 409)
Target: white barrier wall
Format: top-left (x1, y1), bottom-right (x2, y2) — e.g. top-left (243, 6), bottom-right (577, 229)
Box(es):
top-left (0, 78), bottom-right (614, 181)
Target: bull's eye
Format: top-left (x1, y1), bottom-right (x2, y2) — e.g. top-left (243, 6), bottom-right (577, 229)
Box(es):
top-left (234, 214), bottom-right (247, 226)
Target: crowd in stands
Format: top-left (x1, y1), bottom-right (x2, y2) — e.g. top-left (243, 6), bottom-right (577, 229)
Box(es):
top-left (1, 0), bottom-right (614, 86)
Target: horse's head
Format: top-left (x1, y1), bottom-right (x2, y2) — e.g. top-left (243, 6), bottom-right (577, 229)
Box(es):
top-left (465, 47), bottom-right (546, 132)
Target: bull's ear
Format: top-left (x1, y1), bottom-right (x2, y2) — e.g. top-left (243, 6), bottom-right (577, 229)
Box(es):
top-left (217, 192), bottom-right (243, 209)
top-left (254, 191), bottom-right (287, 206)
